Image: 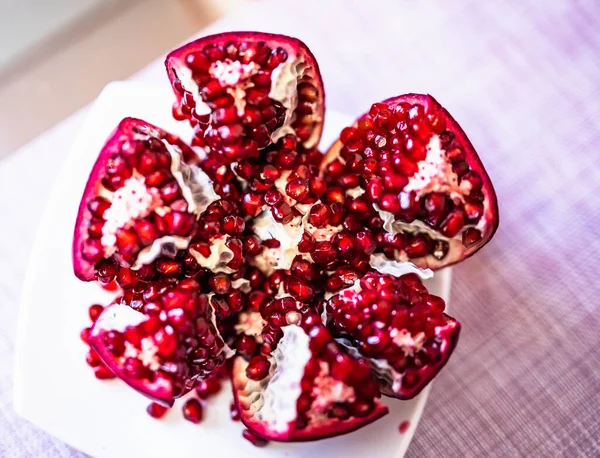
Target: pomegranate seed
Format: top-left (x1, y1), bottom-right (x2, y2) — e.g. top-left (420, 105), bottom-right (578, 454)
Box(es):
top-left (80, 327), bottom-right (90, 343)
top-left (308, 203), bottom-right (332, 227)
top-left (462, 227), bottom-right (482, 247)
top-left (147, 402), bottom-right (169, 419)
top-left (209, 273), bottom-right (232, 294)
top-left (88, 304), bottom-right (104, 322)
top-left (182, 398), bottom-right (203, 424)
top-left (246, 355), bottom-right (270, 380)
top-left (104, 331), bottom-right (125, 356)
top-left (286, 179), bottom-right (310, 201)
top-left (271, 202), bottom-right (294, 223)
top-left (440, 209), bottom-right (465, 237)
top-left (406, 234), bottom-right (431, 258)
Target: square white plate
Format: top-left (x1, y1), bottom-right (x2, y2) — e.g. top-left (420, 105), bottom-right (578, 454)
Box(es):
top-left (14, 82), bottom-right (451, 458)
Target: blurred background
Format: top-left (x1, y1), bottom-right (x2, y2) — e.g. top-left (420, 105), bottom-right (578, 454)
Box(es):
top-left (0, 0), bottom-right (247, 158)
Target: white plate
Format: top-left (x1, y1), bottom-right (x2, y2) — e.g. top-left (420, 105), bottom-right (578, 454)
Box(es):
top-left (14, 82), bottom-right (452, 458)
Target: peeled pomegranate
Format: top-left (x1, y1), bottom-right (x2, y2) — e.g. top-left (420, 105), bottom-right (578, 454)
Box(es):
top-left (321, 94), bottom-right (499, 269)
top-left (70, 31), bottom-right (500, 445)
top-left (73, 118), bottom-right (220, 281)
top-left (327, 271), bottom-right (460, 399)
top-left (165, 32), bottom-right (324, 164)
top-left (232, 317), bottom-right (388, 442)
top-left (88, 278), bottom-right (226, 406)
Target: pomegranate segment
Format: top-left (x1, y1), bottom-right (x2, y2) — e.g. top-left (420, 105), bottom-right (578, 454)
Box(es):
top-left (326, 271), bottom-right (460, 399)
top-left (89, 279), bottom-right (226, 406)
top-left (165, 32), bottom-right (324, 164)
top-left (322, 94), bottom-right (498, 269)
top-left (73, 118), bottom-right (220, 281)
top-left (232, 321), bottom-right (388, 442)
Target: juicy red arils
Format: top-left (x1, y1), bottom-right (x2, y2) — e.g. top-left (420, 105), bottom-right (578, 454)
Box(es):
top-left (165, 32), bottom-right (325, 164)
top-left (321, 93), bottom-right (498, 270)
top-left (89, 279), bottom-right (226, 406)
top-left (327, 271), bottom-right (460, 399)
top-left (232, 302), bottom-right (388, 442)
top-left (73, 118), bottom-right (209, 282)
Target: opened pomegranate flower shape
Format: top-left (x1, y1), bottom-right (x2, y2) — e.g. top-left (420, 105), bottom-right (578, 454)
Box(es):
top-left (321, 94), bottom-right (499, 269)
top-left (232, 313), bottom-right (388, 442)
top-left (73, 118), bottom-right (221, 282)
top-left (326, 271), bottom-right (460, 399)
top-left (89, 278), bottom-right (227, 406)
top-left (166, 32), bottom-right (324, 164)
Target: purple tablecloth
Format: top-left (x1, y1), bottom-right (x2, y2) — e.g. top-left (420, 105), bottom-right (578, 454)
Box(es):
top-left (1, 0), bottom-right (599, 456)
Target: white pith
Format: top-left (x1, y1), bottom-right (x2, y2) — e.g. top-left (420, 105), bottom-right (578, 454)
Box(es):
top-left (310, 362), bottom-right (356, 418)
top-left (369, 254), bottom-right (433, 279)
top-left (235, 311), bottom-right (266, 338)
top-left (209, 60), bottom-right (259, 87)
top-left (404, 135), bottom-right (471, 201)
top-left (93, 303), bottom-right (147, 333)
top-left (389, 329), bottom-right (426, 357)
top-left (124, 338), bottom-right (161, 371)
top-left (100, 176), bottom-right (161, 255)
top-left (241, 325), bottom-right (311, 433)
top-left (252, 210), bottom-right (304, 271)
top-left (190, 236), bottom-right (235, 273)
top-left (268, 57), bottom-right (306, 143)
top-left (232, 277), bottom-right (251, 293)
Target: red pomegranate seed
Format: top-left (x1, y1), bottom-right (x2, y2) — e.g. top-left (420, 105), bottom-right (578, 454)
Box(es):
top-left (462, 227), bottom-right (482, 247)
top-left (246, 355), bottom-right (271, 380)
top-left (80, 327), bottom-right (90, 344)
top-left (196, 377), bottom-right (222, 399)
top-left (147, 402), bottom-right (169, 419)
top-left (182, 398), bottom-right (203, 424)
top-left (308, 203), bottom-right (332, 227)
top-left (440, 209), bottom-right (465, 237)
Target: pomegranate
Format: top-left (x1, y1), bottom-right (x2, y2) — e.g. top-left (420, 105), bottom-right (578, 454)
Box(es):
top-left (232, 311), bottom-right (388, 442)
top-left (165, 32), bottom-right (324, 164)
top-left (321, 94), bottom-right (499, 269)
top-left (326, 271), bottom-right (460, 399)
top-left (88, 278), bottom-right (227, 406)
top-left (70, 30), bottom-right (501, 444)
top-left (73, 118), bottom-right (220, 282)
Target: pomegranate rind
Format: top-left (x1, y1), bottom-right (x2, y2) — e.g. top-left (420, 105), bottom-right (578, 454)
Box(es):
top-left (321, 93), bottom-right (499, 270)
top-left (72, 117), bottom-right (198, 281)
top-left (231, 356), bottom-right (388, 442)
top-left (165, 31), bottom-right (325, 150)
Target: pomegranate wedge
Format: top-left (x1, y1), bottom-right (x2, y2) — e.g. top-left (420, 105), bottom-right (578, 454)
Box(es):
top-left (89, 279), bottom-right (226, 406)
top-left (165, 31), bottom-right (324, 164)
top-left (321, 94), bottom-right (499, 269)
top-left (326, 271), bottom-right (460, 399)
top-left (232, 317), bottom-right (388, 442)
top-left (73, 118), bottom-right (219, 281)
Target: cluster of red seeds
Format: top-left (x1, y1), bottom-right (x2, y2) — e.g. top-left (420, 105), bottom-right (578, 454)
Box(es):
top-left (325, 100), bottom-right (486, 259)
top-left (327, 272), bottom-right (454, 392)
top-left (171, 39), bottom-right (320, 164)
top-left (82, 135), bottom-right (197, 270)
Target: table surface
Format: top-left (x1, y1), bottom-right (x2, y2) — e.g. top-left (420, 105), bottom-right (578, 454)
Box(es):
top-left (1, 1), bottom-right (599, 456)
